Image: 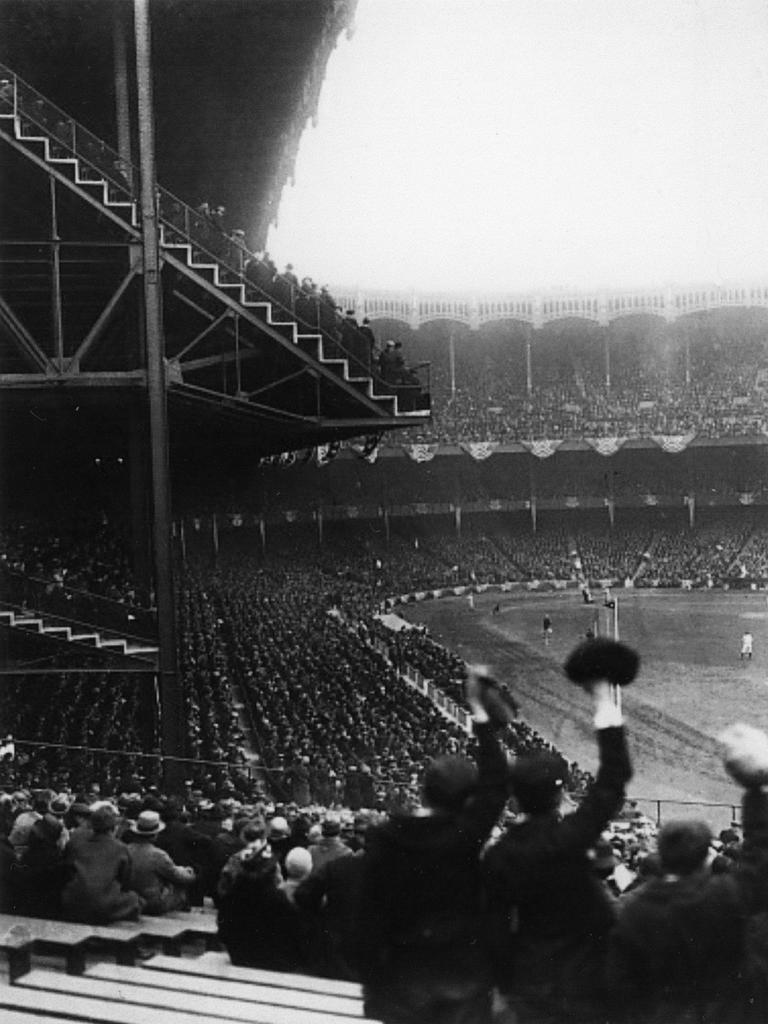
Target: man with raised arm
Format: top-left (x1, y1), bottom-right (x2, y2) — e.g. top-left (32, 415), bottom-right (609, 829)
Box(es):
top-left (483, 638), bottom-right (636, 1024)
top-left (356, 664), bottom-right (508, 1024)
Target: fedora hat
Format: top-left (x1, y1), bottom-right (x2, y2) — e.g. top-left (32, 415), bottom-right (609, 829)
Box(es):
top-left (130, 810), bottom-right (165, 837)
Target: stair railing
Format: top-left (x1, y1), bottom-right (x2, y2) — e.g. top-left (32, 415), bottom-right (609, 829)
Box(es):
top-left (0, 60), bottom-right (429, 404)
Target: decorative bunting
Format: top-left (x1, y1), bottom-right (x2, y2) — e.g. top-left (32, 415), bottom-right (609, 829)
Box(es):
top-left (651, 433), bottom-right (696, 454)
top-left (405, 443), bottom-right (438, 462)
top-left (585, 436), bottom-right (627, 457)
top-left (461, 441), bottom-right (499, 461)
top-left (521, 439), bottom-right (563, 459)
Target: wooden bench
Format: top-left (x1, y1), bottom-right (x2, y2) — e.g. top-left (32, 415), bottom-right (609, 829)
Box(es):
top-left (175, 949), bottom-right (364, 998)
top-left (0, 923), bottom-right (34, 982)
top-left (4, 1012), bottom-right (79, 1024)
top-left (89, 961), bottom-right (366, 1017)
top-left (8, 968), bottom-right (382, 1024)
top-left (0, 914), bottom-right (141, 976)
top-left (0, 978), bottom-right (246, 1024)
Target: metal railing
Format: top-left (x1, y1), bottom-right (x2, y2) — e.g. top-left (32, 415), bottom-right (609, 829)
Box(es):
top-left (0, 61), bottom-right (430, 405)
top-left (0, 567), bottom-right (156, 641)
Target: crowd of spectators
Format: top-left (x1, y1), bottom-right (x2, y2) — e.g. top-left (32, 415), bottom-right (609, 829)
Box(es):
top-left (395, 320), bottom-right (768, 444)
top-left (1, 663), bottom-right (766, 1024)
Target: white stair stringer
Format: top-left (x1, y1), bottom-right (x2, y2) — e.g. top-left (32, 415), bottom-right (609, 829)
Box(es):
top-left (8, 94), bottom-right (421, 420)
top-left (14, 121), bottom-right (140, 228)
top-left (161, 233), bottom-right (403, 416)
top-left (0, 607), bottom-right (158, 661)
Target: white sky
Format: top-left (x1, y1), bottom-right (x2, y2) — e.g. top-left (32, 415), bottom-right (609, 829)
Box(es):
top-left (266, 0), bottom-right (768, 295)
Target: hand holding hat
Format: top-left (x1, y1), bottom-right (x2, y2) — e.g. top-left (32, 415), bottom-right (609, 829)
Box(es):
top-left (564, 638), bottom-right (640, 690)
top-left (720, 722), bottom-right (768, 788)
top-left (465, 664), bottom-right (516, 726)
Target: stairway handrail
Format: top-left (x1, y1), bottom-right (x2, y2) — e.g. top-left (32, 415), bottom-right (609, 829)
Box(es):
top-left (0, 566), bottom-right (156, 643)
top-left (0, 599), bottom-right (155, 649)
top-left (0, 60), bottom-right (136, 196)
top-left (0, 60), bottom-right (428, 397)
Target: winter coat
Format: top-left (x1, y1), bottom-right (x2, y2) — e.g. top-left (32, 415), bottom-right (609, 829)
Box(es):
top-left (483, 725), bottom-right (632, 1024)
top-left (217, 848), bottom-right (306, 971)
top-left (309, 835), bottom-right (353, 873)
top-left (13, 819), bottom-right (73, 919)
top-left (294, 850), bottom-right (365, 980)
top-left (61, 830), bottom-right (140, 924)
top-left (126, 840), bottom-right (194, 915)
top-left (356, 721), bottom-right (507, 1024)
top-left (605, 786), bottom-right (768, 1024)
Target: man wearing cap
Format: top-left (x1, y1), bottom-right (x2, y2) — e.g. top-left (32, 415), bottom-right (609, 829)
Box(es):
top-left (309, 813), bottom-right (354, 873)
top-left (126, 810), bottom-right (196, 915)
top-left (483, 676), bottom-right (632, 1024)
top-left (8, 791), bottom-right (49, 859)
top-left (378, 340), bottom-right (399, 384)
top-left (356, 666), bottom-right (507, 1024)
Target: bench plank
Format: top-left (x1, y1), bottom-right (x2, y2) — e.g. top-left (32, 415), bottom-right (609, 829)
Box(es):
top-left (3, 1012), bottom-right (82, 1024)
top-left (175, 950), bottom-right (363, 998)
top-left (0, 914), bottom-right (139, 972)
top-left (0, 981), bottom-right (248, 1024)
top-left (14, 970), bottom-right (380, 1024)
top-left (88, 961), bottom-right (365, 1016)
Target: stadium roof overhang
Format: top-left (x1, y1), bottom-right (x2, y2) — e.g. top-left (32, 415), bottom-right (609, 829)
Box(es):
top-left (0, 0), bottom-right (357, 247)
top-left (0, 0), bottom-right (430, 456)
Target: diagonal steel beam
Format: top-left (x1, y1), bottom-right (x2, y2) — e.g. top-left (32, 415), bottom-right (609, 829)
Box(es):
top-left (173, 309), bottom-right (231, 361)
top-left (0, 295), bottom-right (56, 373)
top-left (67, 267), bottom-right (140, 370)
top-left (170, 380), bottom-right (320, 424)
top-left (245, 365), bottom-right (309, 399)
top-left (0, 123), bottom-right (141, 239)
top-left (164, 251), bottom-right (393, 419)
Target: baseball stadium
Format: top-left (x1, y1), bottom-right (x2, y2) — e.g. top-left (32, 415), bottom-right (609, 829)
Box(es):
top-left (1, 2), bottom-right (768, 1022)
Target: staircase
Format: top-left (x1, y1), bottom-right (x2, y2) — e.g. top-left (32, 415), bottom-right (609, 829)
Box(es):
top-left (0, 607), bottom-right (159, 664)
top-left (0, 62), bottom-right (427, 420)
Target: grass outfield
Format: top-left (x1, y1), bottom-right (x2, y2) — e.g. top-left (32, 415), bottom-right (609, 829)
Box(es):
top-left (398, 588), bottom-right (768, 825)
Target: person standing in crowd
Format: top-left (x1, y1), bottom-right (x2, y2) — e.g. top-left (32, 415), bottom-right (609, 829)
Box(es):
top-left (355, 665), bottom-right (507, 1024)
top-left (605, 722), bottom-right (768, 1024)
top-left (310, 812), bottom-right (354, 872)
top-left (483, 651), bottom-right (633, 1024)
top-left (217, 830), bottom-right (306, 972)
top-left (360, 317), bottom-right (377, 372)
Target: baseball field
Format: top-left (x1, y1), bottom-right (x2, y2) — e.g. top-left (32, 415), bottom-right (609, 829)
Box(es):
top-left (398, 588), bottom-right (768, 829)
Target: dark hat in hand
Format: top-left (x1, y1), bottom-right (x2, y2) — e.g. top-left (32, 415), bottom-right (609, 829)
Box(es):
top-left (564, 638), bottom-right (640, 689)
top-left (720, 723), bottom-right (768, 788)
top-left (465, 666), bottom-right (517, 726)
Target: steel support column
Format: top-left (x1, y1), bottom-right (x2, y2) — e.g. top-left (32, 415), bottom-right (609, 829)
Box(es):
top-left (134, 0), bottom-right (185, 792)
top-left (113, 2), bottom-right (134, 187)
top-left (49, 178), bottom-right (64, 369)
